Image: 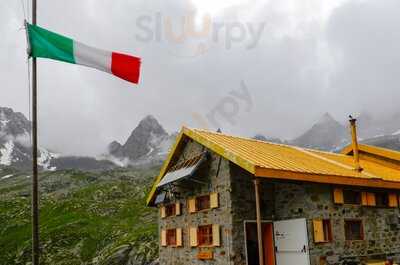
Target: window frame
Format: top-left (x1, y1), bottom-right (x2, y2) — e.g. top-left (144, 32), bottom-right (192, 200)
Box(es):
top-left (166, 229), bottom-right (177, 246)
top-left (197, 224), bottom-right (213, 247)
top-left (344, 219), bottom-right (364, 241)
top-left (165, 203), bottom-right (176, 217)
top-left (322, 219), bottom-right (333, 243)
top-left (196, 195), bottom-right (211, 212)
top-left (375, 192), bottom-right (389, 208)
top-left (343, 189), bottom-right (362, 205)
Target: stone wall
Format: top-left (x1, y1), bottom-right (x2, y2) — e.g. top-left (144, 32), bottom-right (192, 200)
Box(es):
top-left (229, 165), bottom-right (400, 265)
top-left (158, 140), bottom-right (235, 265)
top-left (274, 182), bottom-right (400, 265)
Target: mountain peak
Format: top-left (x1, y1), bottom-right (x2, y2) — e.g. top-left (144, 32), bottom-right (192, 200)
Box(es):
top-left (108, 115), bottom-right (171, 163)
top-left (135, 115), bottom-right (166, 136)
top-left (316, 112), bottom-right (336, 125)
top-left (291, 112), bottom-right (348, 151)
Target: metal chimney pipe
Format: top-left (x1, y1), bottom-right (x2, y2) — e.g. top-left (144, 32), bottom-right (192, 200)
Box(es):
top-left (349, 116), bottom-right (362, 172)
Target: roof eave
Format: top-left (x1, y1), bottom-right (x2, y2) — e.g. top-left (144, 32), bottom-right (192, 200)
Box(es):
top-left (255, 166), bottom-right (400, 190)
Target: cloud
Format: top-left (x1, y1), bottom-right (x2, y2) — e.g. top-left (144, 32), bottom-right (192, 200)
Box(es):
top-left (1, 0), bottom-right (399, 155)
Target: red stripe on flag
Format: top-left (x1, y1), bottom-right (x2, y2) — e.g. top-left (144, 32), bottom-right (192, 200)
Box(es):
top-left (111, 52), bottom-right (141, 84)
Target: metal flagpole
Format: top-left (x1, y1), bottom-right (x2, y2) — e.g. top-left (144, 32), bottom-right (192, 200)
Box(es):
top-left (31, 0), bottom-right (40, 264)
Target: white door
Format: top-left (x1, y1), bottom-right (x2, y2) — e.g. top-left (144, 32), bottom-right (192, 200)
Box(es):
top-left (273, 218), bottom-right (311, 265)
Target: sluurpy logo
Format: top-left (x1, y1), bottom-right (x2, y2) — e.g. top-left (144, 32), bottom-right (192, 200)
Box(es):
top-left (134, 12), bottom-right (266, 58)
top-left (191, 80), bottom-right (253, 130)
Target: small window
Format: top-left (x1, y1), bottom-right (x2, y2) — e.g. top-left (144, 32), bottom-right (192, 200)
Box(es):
top-left (196, 195), bottom-right (211, 211)
top-left (165, 204), bottom-right (176, 217)
top-left (322, 220), bottom-right (333, 242)
top-left (344, 220), bottom-right (364, 241)
top-left (198, 225), bottom-right (213, 246)
top-left (166, 229), bottom-right (177, 246)
top-left (375, 192), bottom-right (389, 207)
top-left (343, 190), bottom-right (361, 205)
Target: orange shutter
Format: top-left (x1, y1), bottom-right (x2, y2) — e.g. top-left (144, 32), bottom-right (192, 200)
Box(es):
top-left (333, 188), bottom-right (344, 204)
top-left (175, 203), bottom-right (181, 215)
top-left (313, 220), bottom-right (325, 243)
top-left (160, 206), bottom-right (166, 218)
top-left (176, 228), bottom-right (183, 247)
top-left (367, 192), bottom-right (376, 206)
top-left (161, 229), bottom-right (167, 246)
top-left (188, 198), bottom-right (196, 213)
top-left (388, 193), bottom-right (398, 208)
top-left (210, 192), bottom-right (219, 209)
top-left (212, 224), bottom-right (221, 247)
top-left (189, 227), bottom-right (198, 247)
top-left (361, 192), bottom-right (368, 206)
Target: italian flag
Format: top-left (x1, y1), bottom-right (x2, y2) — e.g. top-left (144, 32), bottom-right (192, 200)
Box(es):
top-left (27, 23), bottom-right (141, 84)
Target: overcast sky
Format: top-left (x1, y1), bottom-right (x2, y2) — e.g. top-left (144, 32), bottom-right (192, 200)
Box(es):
top-left (1, 0), bottom-right (400, 156)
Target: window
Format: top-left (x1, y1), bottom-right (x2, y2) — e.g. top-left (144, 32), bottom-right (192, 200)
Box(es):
top-left (165, 204), bottom-right (176, 217)
top-left (188, 193), bottom-right (219, 213)
top-left (344, 220), bottom-right (364, 241)
top-left (166, 229), bottom-right (177, 246)
top-left (198, 225), bottom-right (213, 246)
top-left (313, 219), bottom-right (332, 243)
top-left (322, 220), bottom-right (333, 242)
top-left (375, 192), bottom-right (389, 207)
top-left (161, 228), bottom-right (182, 247)
top-left (343, 190), bottom-right (361, 205)
top-left (196, 195), bottom-right (211, 211)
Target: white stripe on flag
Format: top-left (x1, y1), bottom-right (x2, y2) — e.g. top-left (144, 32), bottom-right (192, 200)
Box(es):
top-left (73, 41), bottom-right (112, 74)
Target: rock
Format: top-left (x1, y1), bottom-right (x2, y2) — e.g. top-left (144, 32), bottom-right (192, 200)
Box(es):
top-left (107, 115), bottom-right (173, 165)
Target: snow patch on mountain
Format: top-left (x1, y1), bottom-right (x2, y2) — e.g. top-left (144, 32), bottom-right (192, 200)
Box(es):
top-left (392, 129), bottom-right (400, 136)
top-left (38, 148), bottom-right (59, 171)
top-left (0, 140), bottom-right (14, 166)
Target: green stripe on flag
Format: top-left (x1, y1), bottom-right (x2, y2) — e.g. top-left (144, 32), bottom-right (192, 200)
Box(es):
top-left (27, 23), bottom-right (75, 64)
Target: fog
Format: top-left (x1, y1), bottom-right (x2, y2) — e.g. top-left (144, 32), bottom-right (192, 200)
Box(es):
top-left (1, 0), bottom-right (399, 156)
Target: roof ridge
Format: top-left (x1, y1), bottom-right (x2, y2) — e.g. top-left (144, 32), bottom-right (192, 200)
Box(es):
top-left (190, 128), bottom-right (292, 148)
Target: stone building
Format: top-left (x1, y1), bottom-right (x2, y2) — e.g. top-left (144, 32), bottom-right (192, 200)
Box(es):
top-left (147, 120), bottom-right (400, 265)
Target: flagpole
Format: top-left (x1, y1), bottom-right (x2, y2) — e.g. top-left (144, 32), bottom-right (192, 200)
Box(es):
top-left (31, 0), bottom-right (40, 264)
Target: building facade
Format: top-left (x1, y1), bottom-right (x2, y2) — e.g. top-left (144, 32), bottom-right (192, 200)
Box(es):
top-left (148, 127), bottom-right (400, 265)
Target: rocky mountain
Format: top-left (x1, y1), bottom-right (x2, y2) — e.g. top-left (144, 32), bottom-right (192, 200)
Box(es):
top-left (107, 115), bottom-right (174, 166)
top-left (0, 107), bottom-right (56, 170)
top-left (290, 113), bottom-right (349, 151)
top-left (0, 107), bottom-right (118, 171)
top-left (290, 112), bottom-right (400, 152)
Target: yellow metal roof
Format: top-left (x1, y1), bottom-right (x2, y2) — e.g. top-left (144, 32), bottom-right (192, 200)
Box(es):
top-left (341, 143), bottom-right (400, 162)
top-left (147, 127), bottom-right (400, 205)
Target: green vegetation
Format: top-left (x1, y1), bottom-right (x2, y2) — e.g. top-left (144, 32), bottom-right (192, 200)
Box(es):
top-left (0, 167), bottom-right (159, 265)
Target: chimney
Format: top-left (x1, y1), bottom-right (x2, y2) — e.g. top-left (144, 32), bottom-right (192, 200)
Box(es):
top-left (349, 116), bottom-right (362, 172)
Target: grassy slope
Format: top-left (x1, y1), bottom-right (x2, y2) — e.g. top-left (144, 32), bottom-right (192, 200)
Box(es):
top-left (0, 167), bottom-right (159, 265)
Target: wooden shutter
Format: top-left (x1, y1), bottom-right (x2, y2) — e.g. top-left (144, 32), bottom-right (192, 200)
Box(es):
top-left (175, 203), bottom-right (181, 216)
top-left (388, 193), bottom-right (398, 208)
top-left (210, 192), bottom-right (219, 209)
top-left (160, 206), bottom-right (166, 218)
top-left (161, 229), bottom-right (167, 246)
top-left (313, 219), bottom-right (325, 243)
top-left (176, 228), bottom-right (183, 247)
top-left (367, 192), bottom-right (376, 206)
top-left (188, 198), bottom-right (196, 213)
top-left (212, 224), bottom-right (220, 247)
top-left (333, 188), bottom-right (344, 204)
top-left (361, 192), bottom-right (368, 206)
top-left (189, 227), bottom-right (198, 247)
